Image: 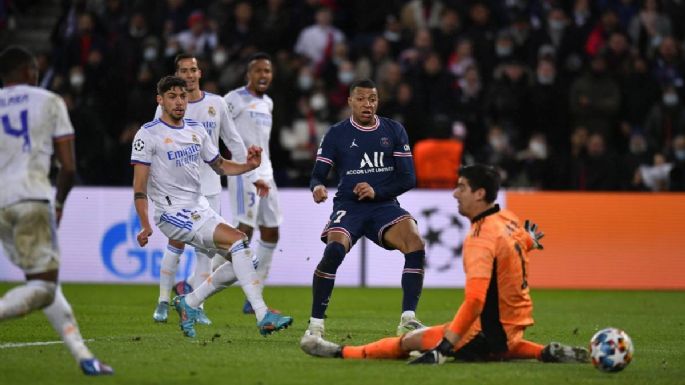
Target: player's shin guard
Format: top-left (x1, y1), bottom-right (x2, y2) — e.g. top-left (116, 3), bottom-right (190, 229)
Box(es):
top-left (186, 260), bottom-right (237, 308)
top-left (188, 249), bottom-right (213, 294)
top-left (159, 244), bottom-right (183, 303)
top-left (43, 286), bottom-right (94, 362)
top-left (311, 242), bottom-right (346, 319)
top-left (401, 250), bottom-right (425, 312)
top-left (230, 240), bottom-right (268, 321)
top-left (0, 279), bottom-right (56, 319)
top-left (255, 240), bottom-right (277, 282)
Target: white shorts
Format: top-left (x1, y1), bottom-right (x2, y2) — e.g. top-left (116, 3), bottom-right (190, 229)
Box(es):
top-left (227, 175), bottom-right (283, 228)
top-left (154, 196), bottom-right (227, 252)
top-left (0, 201), bottom-right (60, 274)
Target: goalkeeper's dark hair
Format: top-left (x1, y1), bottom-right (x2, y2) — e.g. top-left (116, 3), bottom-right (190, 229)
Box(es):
top-left (0, 46), bottom-right (35, 82)
top-left (349, 78), bottom-right (376, 94)
top-left (459, 164), bottom-right (501, 203)
top-left (157, 76), bottom-right (186, 96)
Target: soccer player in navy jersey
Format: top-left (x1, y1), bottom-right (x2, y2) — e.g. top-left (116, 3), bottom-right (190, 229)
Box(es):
top-left (302, 79), bottom-right (427, 343)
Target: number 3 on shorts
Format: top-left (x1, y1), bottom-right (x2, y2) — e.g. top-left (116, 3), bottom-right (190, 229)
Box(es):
top-left (333, 210), bottom-right (347, 223)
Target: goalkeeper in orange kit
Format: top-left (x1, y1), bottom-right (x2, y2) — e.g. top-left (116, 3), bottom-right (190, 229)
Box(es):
top-left (300, 164), bottom-right (589, 364)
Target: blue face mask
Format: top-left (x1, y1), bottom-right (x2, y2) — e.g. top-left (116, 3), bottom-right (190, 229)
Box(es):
top-left (676, 149), bottom-right (685, 161)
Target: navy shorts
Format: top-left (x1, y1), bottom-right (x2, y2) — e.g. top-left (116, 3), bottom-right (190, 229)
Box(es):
top-left (320, 200), bottom-right (415, 250)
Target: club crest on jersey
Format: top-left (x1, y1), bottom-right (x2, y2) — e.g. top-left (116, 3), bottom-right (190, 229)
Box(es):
top-left (133, 138), bottom-right (144, 151)
top-left (191, 134), bottom-right (199, 144)
top-left (191, 212), bottom-right (201, 221)
top-left (380, 137), bottom-right (391, 147)
top-left (208, 106), bottom-right (216, 116)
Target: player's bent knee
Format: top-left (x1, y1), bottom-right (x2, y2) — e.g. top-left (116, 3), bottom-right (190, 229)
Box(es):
top-left (27, 279), bottom-right (57, 309)
top-left (317, 242), bottom-right (346, 273)
top-left (213, 223), bottom-right (247, 250)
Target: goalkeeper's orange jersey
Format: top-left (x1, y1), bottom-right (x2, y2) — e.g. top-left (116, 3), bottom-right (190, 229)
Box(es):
top-left (463, 205), bottom-right (534, 330)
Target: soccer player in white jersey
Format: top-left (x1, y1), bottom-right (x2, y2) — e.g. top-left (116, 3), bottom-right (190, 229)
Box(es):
top-left (223, 52), bottom-right (283, 314)
top-left (0, 46), bottom-right (113, 375)
top-left (131, 76), bottom-right (292, 338)
top-left (151, 54), bottom-right (270, 325)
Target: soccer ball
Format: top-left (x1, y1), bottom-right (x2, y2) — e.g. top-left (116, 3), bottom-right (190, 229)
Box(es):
top-left (590, 327), bottom-right (634, 372)
top-left (173, 280), bottom-right (193, 296)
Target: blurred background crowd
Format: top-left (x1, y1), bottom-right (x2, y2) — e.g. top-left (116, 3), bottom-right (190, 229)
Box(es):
top-left (1, 0), bottom-right (685, 191)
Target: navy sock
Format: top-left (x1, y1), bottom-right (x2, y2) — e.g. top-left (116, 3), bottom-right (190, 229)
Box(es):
top-left (401, 250), bottom-right (425, 312)
top-left (311, 242), bottom-right (346, 319)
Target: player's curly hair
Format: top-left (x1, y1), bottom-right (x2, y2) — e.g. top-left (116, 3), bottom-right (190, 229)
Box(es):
top-left (459, 164), bottom-right (501, 203)
top-left (156, 75), bottom-right (186, 96)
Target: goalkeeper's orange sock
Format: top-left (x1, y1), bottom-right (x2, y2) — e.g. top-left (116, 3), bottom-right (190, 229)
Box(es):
top-left (502, 339), bottom-right (544, 360)
top-left (342, 337), bottom-right (408, 359)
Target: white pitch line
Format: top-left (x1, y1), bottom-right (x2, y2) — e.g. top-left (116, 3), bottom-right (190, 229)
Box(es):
top-left (0, 339), bottom-right (94, 349)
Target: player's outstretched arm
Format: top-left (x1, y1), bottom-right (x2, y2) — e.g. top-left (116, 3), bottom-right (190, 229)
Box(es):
top-left (53, 136), bottom-right (76, 226)
top-left (133, 164), bottom-right (153, 247)
top-left (209, 145), bottom-right (263, 176)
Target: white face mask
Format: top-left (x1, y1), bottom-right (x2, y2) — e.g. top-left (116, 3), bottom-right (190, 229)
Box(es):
top-left (143, 47), bottom-right (157, 61)
top-left (213, 51), bottom-right (227, 67)
top-left (338, 71), bottom-right (354, 84)
top-left (529, 140), bottom-right (548, 158)
top-left (70, 73), bottom-right (85, 88)
top-left (675, 149), bottom-right (685, 161)
top-left (663, 92), bottom-right (679, 106)
top-left (537, 73), bottom-right (555, 85)
top-left (496, 45), bottom-right (513, 57)
top-left (164, 46), bottom-right (178, 57)
top-left (310, 93), bottom-right (327, 111)
top-left (489, 135), bottom-right (508, 151)
top-left (298, 75), bottom-right (313, 90)
top-left (548, 20), bottom-right (566, 31)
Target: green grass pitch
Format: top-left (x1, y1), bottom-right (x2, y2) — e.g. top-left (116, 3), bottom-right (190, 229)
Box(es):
top-left (0, 284), bottom-right (683, 385)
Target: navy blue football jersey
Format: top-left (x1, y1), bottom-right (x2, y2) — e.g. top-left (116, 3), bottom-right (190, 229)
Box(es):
top-left (310, 115), bottom-right (416, 203)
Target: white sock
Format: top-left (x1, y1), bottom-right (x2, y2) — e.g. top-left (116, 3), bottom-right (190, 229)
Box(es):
top-left (0, 280), bottom-right (56, 319)
top-left (309, 317), bottom-right (324, 328)
top-left (211, 254), bottom-right (226, 271)
top-left (159, 244), bottom-right (183, 303)
top-left (231, 243), bottom-right (268, 321)
top-left (42, 286), bottom-right (93, 362)
top-left (255, 240), bottom-right (277, 282)
top-left (401, 310), bottom-right (416, 321)
top-left (186, 261), bottom-right (237, 308)
top-left (188, 249), bottom-right (213, 308)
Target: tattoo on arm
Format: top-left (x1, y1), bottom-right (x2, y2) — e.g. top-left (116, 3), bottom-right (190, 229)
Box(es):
top-left (134, 192), bottom-right (148, 200)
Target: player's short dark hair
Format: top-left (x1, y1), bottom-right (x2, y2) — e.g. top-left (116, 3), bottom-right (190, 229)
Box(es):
top-left (174, 53), bottom-right (196, 70)
top-left (247, 52), bottom-right (271, 67)
top-left (459, 164), bottom-right (500, 203)
top-left (349, 78), bottom-right (376, 94)
top-left (0, 46), bottom-right (35, 81)
top-left (157, 75), bottom-right (186, 95)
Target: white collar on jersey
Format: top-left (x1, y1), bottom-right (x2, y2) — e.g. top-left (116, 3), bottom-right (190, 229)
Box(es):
top-left (349, 115), bottom-right (379, 132)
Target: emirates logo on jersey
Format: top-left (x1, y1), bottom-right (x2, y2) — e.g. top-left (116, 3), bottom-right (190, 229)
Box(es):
top-left (133, 139), bottom-right (144, 151)
top-left (208, 106), bottom-right (216, 116)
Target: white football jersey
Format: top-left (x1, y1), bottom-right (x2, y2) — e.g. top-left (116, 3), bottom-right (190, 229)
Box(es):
top-left (0, 84), bottom-right (74, 208)
top-left (131, 118), bottom-right (219, 211)
top-left (154, 91), bottom-right (254, 196)
top-left (224, 87), bottom-right (274, 179)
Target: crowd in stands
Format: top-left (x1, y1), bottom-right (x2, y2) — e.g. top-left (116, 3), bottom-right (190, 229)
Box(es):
top-left (5, 0), bottom-right (685, 191)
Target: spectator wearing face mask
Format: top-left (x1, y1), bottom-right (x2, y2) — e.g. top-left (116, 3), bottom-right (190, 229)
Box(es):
top-left (513, 133), bottom-right (555, 189)
top-left (644, 85), bottom-right (685, 154)
top-left (529, 57), bottom-right (569, 153)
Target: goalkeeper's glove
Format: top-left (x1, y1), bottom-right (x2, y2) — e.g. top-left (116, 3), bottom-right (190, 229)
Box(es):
top-left (407, 338), bottom-right (453, 365)
top-left (524, 219), bottom-right (545, 250)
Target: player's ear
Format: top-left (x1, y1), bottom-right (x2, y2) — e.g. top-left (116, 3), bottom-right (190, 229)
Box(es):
top-left (156, 94), bottom-right (162, 105)
top-left (475, 187), bottom-right (486, 201)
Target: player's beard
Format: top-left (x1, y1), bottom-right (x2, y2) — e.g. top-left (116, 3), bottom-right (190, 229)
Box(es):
top-left (166, 107), bottom-right (185, 124)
